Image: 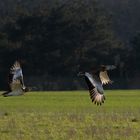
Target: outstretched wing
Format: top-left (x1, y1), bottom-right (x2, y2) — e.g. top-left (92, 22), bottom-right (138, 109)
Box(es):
top-left (99, 65), bottom-right (116, 85)
top-left (9, 61), bottom-right (25, 90)
top-left (99, 71), bottom-right (112, 85)
top-left (10, 61), bottom-right (23, 80)
top-left (89, 88), bottom-right (105, 105)
top-left (2, 61), bottom-right (27, 96)
top-left (85, 72), bottom-right (105, 105)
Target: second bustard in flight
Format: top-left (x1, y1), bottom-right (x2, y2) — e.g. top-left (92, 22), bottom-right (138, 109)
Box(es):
top-left (78, 65), bottom-right (116, 105)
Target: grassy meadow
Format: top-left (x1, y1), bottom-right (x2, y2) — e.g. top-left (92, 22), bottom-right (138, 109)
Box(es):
top-left (0, 90), bottom-right (140, 140)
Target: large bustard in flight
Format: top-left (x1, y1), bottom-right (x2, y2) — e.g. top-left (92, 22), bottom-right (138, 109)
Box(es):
top-left (78, 65), bottom-right (116, 105)
top-left (2, 61), bottom-right (29, 97)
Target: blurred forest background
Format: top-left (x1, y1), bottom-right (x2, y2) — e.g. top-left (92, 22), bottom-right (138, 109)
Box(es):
top-left (0, 0), bottom-right (140, 90)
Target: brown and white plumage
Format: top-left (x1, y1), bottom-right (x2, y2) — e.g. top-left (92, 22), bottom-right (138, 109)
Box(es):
top-left (2, 61), bottom-right (29, 97)
top-left (99, 65), bottom-right (116, 85)
top-left (99, 71), bottom-right (112, 85)
top-left (78, 65), bottom-right (115, 105)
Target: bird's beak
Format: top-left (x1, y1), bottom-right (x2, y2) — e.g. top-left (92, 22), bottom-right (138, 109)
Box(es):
top-left (30, 87), bottom-right (38, 91)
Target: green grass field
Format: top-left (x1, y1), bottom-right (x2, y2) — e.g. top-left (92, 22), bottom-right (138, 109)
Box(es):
top-left (0, 90), bottom-right (140, 140)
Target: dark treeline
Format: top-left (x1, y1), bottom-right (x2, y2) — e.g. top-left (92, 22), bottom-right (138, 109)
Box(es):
top-left (0, 0), bottom-right (139, 90)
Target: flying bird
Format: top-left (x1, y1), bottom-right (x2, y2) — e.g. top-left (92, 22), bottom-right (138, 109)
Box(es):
top-left (2, 61), bottom-right (29, 97)
top-left (78, 65), bottom-right (116, 105)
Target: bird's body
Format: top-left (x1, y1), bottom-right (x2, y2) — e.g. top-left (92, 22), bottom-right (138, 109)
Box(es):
top-left (79, 65), bottom-right (116, 105)
top-left (2, 61), bottom-right (29, 97)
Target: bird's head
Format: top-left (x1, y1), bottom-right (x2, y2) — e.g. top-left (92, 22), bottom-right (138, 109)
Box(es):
top-left (77, 72), bottom-right (85, 76)
top-left (100, 65), bottom-right (106, 71)
top-left (22, 87), bottom-right (31, 92)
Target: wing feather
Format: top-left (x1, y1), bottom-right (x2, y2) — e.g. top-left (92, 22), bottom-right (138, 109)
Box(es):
top-left (84, 72), bottom-right (105, 105)
top-left (10, 61), bottom-right (23, 80)
top-left (99, 71), bottom-right (112, 85)
top-left (89, 88), bottom-right (105, 105)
